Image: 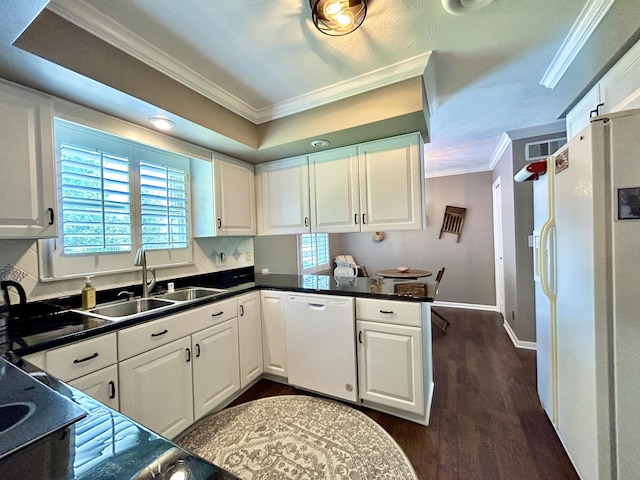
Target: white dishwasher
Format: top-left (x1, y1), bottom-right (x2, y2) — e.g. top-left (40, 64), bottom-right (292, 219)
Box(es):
top-left (285, 293), bottom-right (357, 402)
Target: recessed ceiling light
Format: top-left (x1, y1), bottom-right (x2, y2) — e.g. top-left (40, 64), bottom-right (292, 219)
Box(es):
top-left (311, 139), bottom-right (331, 148)
top-left (149, 117), bottom-right (175, 130)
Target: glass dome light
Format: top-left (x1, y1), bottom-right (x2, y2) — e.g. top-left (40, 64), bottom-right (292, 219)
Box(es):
top-left (310, 0), bottom-right (367, 36)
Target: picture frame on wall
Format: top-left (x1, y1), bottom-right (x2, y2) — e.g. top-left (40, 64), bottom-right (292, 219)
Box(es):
top-left (618, 187), bottom-right (640, 220)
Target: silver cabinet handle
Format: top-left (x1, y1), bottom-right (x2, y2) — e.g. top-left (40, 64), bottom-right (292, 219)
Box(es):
top-left (239, 304), bottom-right (245, 316)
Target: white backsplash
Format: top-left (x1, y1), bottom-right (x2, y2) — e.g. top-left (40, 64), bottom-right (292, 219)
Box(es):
top-left (0, 237), bottom-right (254, 302)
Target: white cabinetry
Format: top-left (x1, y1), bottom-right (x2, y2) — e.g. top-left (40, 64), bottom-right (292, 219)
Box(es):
top-left (309, 133), bottom-right (425, 233)
top-left (566, 39), bottom-right (640, 138)
top-left (192, 154), bottom-right (256, 237)
top-left (192, 319), bottom-right (240, 421)
top-left (0, 80), bottom-right (57, 238)
top-left (357, 133), bottom-right (425, 232)
top-left (118, 297), bottom-right (240, 437)
top-left (237, 291), bottom-right (263, 388)
top-left (309, 146), bottom-right (360, 233)
top-left (23, 333), bottom-right (120, 411)
top-left (255, 156), bottom-right (310, 235)
top-left (260, 290), bottom-right (288, 377)
top-left (356, 298), bottom-right (433, 424)
top-left (119, 337), bottom-right (193, 438)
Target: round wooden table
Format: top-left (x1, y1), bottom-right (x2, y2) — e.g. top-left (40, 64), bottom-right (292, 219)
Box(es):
top-left (375, 269), bottom-right (432, 279)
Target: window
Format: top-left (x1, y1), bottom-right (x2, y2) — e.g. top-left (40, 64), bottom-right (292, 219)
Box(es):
top-left (299, 233), bottom-right (330, 274)
top-left (41, 119), bottom-right (193, 279)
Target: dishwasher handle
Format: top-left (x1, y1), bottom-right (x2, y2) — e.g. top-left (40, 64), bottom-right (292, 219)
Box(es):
top-left (308, 303), bottom-right (326, 309)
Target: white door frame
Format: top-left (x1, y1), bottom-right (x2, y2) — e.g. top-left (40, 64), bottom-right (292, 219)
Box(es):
top-left (492, 177), bottom-right (506, 317)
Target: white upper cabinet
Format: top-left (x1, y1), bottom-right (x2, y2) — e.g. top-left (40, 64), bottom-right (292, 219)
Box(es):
top-left (255, 156), bottom-right (310, 235)
top-left (357, 133), bottom-right (425, 232)
top-left (309, 133), bottom-right (425, 233)
top-left (309, 146), bottom-right (361, 233)
top-left (192, 154), bottom-right (256, 237)
top-left (0, 81), bottom-right (57, 238)
top-left (566, 38), bottom-right (640, 138)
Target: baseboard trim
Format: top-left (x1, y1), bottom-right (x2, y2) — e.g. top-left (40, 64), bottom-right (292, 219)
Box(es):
top-left (432, 301), bottom-right (500, 312)
top-left (503, 320), bottom-right (537, 350)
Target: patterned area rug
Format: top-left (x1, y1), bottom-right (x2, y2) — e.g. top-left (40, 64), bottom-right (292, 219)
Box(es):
top-left (176, 395), bottom-right (418, 480)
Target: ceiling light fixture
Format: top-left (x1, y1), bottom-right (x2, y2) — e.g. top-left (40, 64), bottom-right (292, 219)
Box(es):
top-left (148, 117), bottom-right (175, 130)
top-left (311, 139), bottom-right (331, 148)
top-left (310, 0), bottom-right (367, 36)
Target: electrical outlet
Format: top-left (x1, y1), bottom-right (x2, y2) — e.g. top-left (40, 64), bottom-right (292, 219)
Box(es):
top-left (246, 252), bottom-right (252, 261)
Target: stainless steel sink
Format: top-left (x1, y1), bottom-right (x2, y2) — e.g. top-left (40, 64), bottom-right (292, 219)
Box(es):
top-left (0, 402), bottom-right (35, 434)
top-left (85, 298), bottom-right (176, 319)
top-left (153, 287), bottom-right (227, 302)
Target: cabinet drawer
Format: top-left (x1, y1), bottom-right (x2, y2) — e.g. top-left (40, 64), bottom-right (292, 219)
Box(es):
top-left (45, 333), bottom-right (117, 381)
top-left (356, 298), bottom-right (421, 327)
top-left (188, 297), bottom-right (238, 333)
top-left (118, 310), bottom-right (197, 361)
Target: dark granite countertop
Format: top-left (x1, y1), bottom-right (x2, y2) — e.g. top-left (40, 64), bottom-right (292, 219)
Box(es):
top-left (0, 269), bottom-right (433, 358)
top-left (0, 352), bottom-right (239, 480)
top-left (0, 267), bottom-right (434, 479)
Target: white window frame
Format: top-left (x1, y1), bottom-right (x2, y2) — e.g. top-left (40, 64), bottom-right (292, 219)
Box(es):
top-left (39, 117), bottom-right (196, 280)
top-left (298, 233), bottom-right (330, 274)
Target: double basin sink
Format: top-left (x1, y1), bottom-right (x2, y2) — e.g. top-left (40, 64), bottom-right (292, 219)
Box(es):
top-left (75, 287), bottom-right (227, 321)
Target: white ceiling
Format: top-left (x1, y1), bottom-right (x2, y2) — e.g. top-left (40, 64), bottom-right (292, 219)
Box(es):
top-left (1, 0), bottom-right (637, 174)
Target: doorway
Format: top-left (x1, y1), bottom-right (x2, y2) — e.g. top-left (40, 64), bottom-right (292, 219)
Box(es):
top-left (492, 177), bottom-right (506, 317)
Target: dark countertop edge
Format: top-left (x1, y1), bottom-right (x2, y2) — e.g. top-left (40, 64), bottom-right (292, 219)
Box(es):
top-left (7, 272), bottom-right (433, 356)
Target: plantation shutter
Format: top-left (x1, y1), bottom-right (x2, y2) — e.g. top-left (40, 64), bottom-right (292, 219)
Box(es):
top-left (59, 143), bottom-right (132, 254)
top-left (300, 233), bottom-right (330, 273)
top-left (139, 162), bottom-right (188, 250)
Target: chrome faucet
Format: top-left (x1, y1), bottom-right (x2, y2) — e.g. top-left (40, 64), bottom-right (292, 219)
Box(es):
top-left (133, 247), bottom-right (156, 297)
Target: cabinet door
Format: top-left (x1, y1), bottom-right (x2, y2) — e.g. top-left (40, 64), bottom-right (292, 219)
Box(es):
top-left (260, 290), bottom-right (288, 377)
top-left (192, 319), bottom-right (241, 420)
top-left (358, 133), bottom-right (425, 232)
top-left (69, 365), bottom-right (119, 411)
top-left (0, 82), bottom-right (57, 238)
top-left (214, 156), bottom-right (256, 236)
top-left (255, 156), bottom-right (310, 235)
top-left (357, 320), bottom-right (424, 415)
top-left (238, 291), bottom-right (263, 388)
top-left (309, 146), bottom-right (361, 233)
top-left (119, 337), bottom-right (194, 438)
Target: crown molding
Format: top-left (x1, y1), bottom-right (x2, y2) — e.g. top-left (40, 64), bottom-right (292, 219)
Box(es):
top-left (48, 0), bottom-right (431, 125)
top-left (540, 0), bottom-right (615, 89)
top-left (256, 53), bottom-right (432, 123)
top-left (487, 132), bottom-right (512, 170)
top-left (47, 0), bottom-right (258, 121)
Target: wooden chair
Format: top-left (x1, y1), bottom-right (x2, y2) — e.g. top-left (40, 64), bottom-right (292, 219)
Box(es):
top-left (427, 267), bottom-right (450, 333)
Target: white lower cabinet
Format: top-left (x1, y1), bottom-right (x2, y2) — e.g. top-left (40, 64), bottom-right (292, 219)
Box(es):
top-left (260, 290), bottom-right (288, 377)
top-left (356, 320), bottom-right (424, 415)
top-left (69, 365), bottom-right (119, 411)
top-left (237, 291), bottom-right (263, 387)
top-left (192, 319), bottom-right (240, 421)
top-left (119, 337), bottom-right (194, 439)
top-left (355, 298), bottom-right (432, 424)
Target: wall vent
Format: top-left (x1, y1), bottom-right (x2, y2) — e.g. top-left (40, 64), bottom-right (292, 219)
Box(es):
top-left (525, 137), bottom-right (566, 161)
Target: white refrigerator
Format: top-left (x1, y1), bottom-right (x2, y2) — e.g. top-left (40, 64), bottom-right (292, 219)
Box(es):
top-left (528, 108), bottom-right (640, 480)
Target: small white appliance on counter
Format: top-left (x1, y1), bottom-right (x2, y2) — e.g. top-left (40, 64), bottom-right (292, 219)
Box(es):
top-left (285, 293), bottom-right (357, 402)
top-left (517, 108), bottom-right (640, 480)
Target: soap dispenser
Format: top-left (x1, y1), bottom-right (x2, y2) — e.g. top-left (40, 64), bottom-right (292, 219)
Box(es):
top-left (82, 276), bottom-right (96, 310)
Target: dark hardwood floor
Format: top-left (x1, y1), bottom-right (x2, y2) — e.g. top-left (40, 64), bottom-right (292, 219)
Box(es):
top-left (230, 307), bottom-right (579, 479)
